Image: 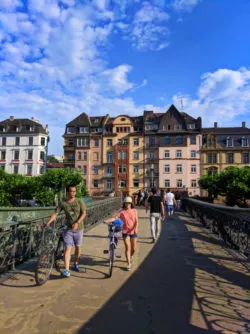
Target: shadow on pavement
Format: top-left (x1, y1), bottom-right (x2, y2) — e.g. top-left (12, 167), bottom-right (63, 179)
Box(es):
top-left (78, 213), bottom-right (250, 334)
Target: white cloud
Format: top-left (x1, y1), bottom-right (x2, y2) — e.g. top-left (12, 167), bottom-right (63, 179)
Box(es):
top-left (173, 68), bottom-right (250, 126)
top-left (131, 2), bottom-right (170, 51)
top-left (172, 0), bottom-right (200, 12)
top-left (102, 65), bottom-right (134, 95)
top-left (0, 0), bottom-right (22, 11)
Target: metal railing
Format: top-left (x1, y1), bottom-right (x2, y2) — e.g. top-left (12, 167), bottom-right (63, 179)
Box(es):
top-left (182, 198), bottom-right (250, 258)
top-left (0, 197), bottom-right (120, 275)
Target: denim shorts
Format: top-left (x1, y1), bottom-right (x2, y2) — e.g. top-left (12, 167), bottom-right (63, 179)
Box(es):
top-left (122, 233), bottom-right (138, 239)
top-left (166, 205), bottom-right (174, 212)
top-left (63, 229), bottom-right (83, 247)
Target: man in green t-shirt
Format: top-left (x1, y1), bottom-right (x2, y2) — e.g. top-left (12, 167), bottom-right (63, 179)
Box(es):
top-left (47, 185), bottom-right (86, 277)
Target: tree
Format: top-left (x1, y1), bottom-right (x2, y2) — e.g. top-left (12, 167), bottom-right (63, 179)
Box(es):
top-left (199, 174), bottom-right (220, 202)
top-left (47, 155), bottom-right (60, 163)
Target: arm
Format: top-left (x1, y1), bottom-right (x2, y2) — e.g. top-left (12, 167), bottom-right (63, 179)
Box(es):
top-left (173, 195), bottom-right (176, 207)
top-left (46, 212), bottom-right (58, 226)
top-left (161, 202), bottom-right (165, 219)
top-left (145, 199), bottom-right (150, 214)
top-left (72, 200), bottom-right (87, 230)
top-left (135, 210), bottom-right (139, 234)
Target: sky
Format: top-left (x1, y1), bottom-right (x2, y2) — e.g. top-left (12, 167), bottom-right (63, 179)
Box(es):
top-left (0, 0), bottom-right (250, 155)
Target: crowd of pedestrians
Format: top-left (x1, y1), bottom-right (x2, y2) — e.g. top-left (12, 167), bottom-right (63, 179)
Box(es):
top-left (46, 185), bottom-right (181, 277)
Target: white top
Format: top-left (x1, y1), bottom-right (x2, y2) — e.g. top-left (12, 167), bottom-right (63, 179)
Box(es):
top-left (165, 192), bottom-right (175, 205)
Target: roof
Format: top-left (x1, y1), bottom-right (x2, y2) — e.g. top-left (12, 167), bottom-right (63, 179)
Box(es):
top-left (202, 127), bottom-right (250, 135)
top-left (0, 118), bottom-right (48, 135)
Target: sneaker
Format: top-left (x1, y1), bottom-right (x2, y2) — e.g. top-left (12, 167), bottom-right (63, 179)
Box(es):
top-left (127, 264), bottom-right (131, 271)
top-left (73, 264), bottom-right (80, 272)
top-left (62, 269), bottom-right (70, 277)
top-left (152, 237), bottom-right (156, 243)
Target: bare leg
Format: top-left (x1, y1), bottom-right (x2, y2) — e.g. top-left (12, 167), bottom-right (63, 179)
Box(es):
top-left (74, 245), bottom-right (81, 264)
top-left (64, 246), bottom-right (72, 270)
top-left (123, 237), bottom-right (131, 265)
top-left (130, 238), bottom-right (137, 258)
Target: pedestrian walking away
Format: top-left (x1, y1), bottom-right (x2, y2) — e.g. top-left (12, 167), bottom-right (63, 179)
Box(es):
top-left (145, 188), bottom-right (165, 243)
top-left (106, 196), bottom-right (138, 271)
top-left (46, 185), bottom-right (86, 277)
top-left (165, 188), bottom-right (176, 218)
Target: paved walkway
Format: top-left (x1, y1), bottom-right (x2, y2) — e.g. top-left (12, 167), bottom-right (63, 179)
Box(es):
top-left (0, 209), bottom-right (249, 334)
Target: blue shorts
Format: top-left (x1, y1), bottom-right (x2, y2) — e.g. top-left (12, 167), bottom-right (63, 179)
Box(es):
top-left (166, 205), bottom-right (174, 212)
top-left (122, 233), bottom-right (137, 239)
top-left (63, 229), bottom-right (83, 247)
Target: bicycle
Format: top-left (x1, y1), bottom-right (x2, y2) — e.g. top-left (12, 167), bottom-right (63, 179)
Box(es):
top-left (103, 219), bottom-right (123, 278)
top-left (35, 225), bottom-right (65, 286)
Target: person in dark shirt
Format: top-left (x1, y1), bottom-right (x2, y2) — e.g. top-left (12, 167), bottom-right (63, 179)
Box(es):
top-left (145, 187), bottom-right (165, 242)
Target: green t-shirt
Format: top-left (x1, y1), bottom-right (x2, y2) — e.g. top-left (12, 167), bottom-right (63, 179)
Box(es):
top-left (55, 198), bottom-right (86, 230)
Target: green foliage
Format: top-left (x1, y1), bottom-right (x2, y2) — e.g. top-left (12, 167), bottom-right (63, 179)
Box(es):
top-left (47, 155), bottom-right (60, 163)
top-left (199, 166), bottom-right (250, 206)
top-left (0, 168), bottom-right (86, 207)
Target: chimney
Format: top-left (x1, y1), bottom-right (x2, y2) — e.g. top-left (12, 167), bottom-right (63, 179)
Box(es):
top-left (31, 117), bottom-right (34, 120)
top-left (9, 116), bottom-right (14, 121)
top-left (242, 121), bottom-right (246, 128)
top-left (214, 122), bottom-right (217, 128)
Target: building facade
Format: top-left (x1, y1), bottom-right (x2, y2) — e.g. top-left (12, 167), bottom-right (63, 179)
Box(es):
top-left (0, 116), bottom-right (49, 176)
top-left (201, 122), bottom-right (250, 176)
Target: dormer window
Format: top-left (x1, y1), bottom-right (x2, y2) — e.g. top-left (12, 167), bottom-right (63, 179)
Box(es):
top-left (176, 136), bottom-right (183, 145)
top-left (164, 136), bottom-right (171, 144)
top-left (174, 125), bottom-right (182, 130)
top-left (16, 127), bottom-right (20, 132)
top-left (187, 123), bottom-right (195, 129)
top-left (30, 127), bottom-right (34, 132)
top-left (67, 127), bottom-right (73, 134)
top-left (98, 128), bottom-right (102, 133)
top-left (226, 137), bottom-right (233, 147)
top-left (79, 127), bottom-right (88, 133)
top-left (241, 137), bottom-right (249, 147)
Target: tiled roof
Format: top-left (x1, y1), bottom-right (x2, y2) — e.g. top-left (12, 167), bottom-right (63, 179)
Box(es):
top-left (0, 118), bottom-right (48, 135)
top-left (202, 127), bottom-right (250, 134)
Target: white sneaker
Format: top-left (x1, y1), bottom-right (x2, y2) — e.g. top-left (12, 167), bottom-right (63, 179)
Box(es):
top-left (127, 264), bottom-right (131, 271)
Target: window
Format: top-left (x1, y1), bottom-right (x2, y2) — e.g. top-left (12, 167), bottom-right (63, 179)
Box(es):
top-left (0, 151), bottom-right (6, 160)
top-left (68, 153), bottom-right (74, 160)
top-left (94, 139), bottom-right (99, 147)
top-left (226, 137), bottom-right (233, 147)
top-left (133, 179), bottom-right (139, 188)
top-left (27, 164), bottom-right (32, 175)
top-left (29, 126), bottom-right (34, 132)
top-left (165, 179), bottom-right (170, 188)
top-left (190, 136), bottom-right (196, 145)
top-left (107, 152), bottom-right (113, 163)
top-left (40, 165), bottom-right (44, 174)
top-left (134, 138), bottom-right (139, 146)
top-left (176, 164), bottom-right (183, 173)
top-left (191, 165), bottom-right (197, 173)
top-left (107, 180), bottom-right (112, 190)
top-left (79, 127), bottom-right (88, 133)
top-left (123, 152), bottom-right (127, 159)
top-left (164, 150), bottom-right (170, 158)
top-left (241, 137), bottom-right (249, 147)
top-left (14, 150), bottom-right (19, 160)
top-left (2, 137), bottom-right (6, 146)
top-left (123, 139), bottom-right (128, 145)
top-left (164, 164), bottom-right (170, 173)
top-left (174, 125), bottom-right (182, 130)
top-left (83, 166), bottom-right (87, 174)
top-left (29, 137), bottom-right (33, 146)
top-left (118, 165), bottom-right (127, 173)
top-left (41, 137), bottom-right (45, 146)
top-left (93, 166), bottom-right (99, 174)
top-left (208, 137), bottom-right (216, 147)
top-left (40, 151), bottom-right (45, 161)
top-left (227, 153), bottom-right (234, 164)
top-left (191, 180), bottom-right (197, 188)
top-left (0, 165), bottom-right (5, 171)
top-left (78, 152), bottom-right (81, 160)
top-left (133, 165), bottom-right (139, 173)
top-left (67, 127), bottom-right (73, 133)
top-left (149, 152), bottom-right (154, 160)
top-left (13, 164), bottom-right (19, 174)
top-left (176, 150), bottom-right (182, 158)
top-left (149, 136), bottom-right (156, 146)
top-left (176, 179), bottom-right (182, 188)
top-left (27, 150), bottom-right (33, 160)
top-left (83, 152), bottom-right (87, 161)
top-left (242, 152), bottom-right (249, 163)
top-left (187, 123), bottom-right (195, 129)
top-left (191, 150), bottom-right (196, 158)
top-left (176, 136), bottom-right (183, 145)
top-left (77, 137), bottom-right (89, 147)
top-left (107, 139), bottom-right (112, 146)
top-left (93, 152), bottom-right (99, 161)
top-left (93, 180), bottom-right (99, 188)
top-left (208, 153), bottom-right (217, 163)
top-left (118, 139), bottom-right (122, 145)
top-left (15, 137), bottom-right (20, 146)
top-left (119, 180), bottom-right (126, 187)
top-left (164, 136), bottom-right (170, 144)
top-left (68, 139), bottom-right (74, 147)
top-left (133, 152), bottom-right (139, 160)
top-left (107, 166), bottom-right (113, 175)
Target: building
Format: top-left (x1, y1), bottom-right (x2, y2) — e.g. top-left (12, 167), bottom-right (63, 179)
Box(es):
top-left (201, 122), bottom-right (250, 176)
top-left (0, 116), bottom-right (49, 176)
top-left (144, 105), bottom-right (202, 196)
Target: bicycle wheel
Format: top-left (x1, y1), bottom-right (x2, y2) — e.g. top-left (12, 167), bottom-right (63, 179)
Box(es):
top-left (35, 249), bottom-right (54, 286)
top-left (108, 243), bottom-right (115, 278)
top-left (55, 238), bottom-right (64, 272)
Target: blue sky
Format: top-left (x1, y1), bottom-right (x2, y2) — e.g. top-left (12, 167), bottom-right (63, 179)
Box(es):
top-left (0, 0), bottom-right (250, 154)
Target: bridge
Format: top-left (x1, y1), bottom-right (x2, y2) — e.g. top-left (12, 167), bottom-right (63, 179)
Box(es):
top-left (0, 203), bottom-right (249, 334)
